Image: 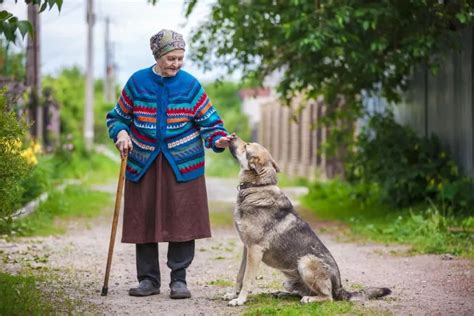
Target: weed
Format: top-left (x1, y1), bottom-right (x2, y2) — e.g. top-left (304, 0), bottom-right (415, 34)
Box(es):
top-left (208, 279), bottom-right (234, 287)
top-left (0, 271), bottom-right (92, 315)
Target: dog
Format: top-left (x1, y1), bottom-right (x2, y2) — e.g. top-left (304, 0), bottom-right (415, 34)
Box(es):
top-left (224, 136), bottom-right (391, 306)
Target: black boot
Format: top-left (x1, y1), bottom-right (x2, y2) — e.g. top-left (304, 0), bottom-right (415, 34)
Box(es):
top-left (170, 280), bottom-right (191, 299)
top-left (129, 279), bottom-right (160, 297)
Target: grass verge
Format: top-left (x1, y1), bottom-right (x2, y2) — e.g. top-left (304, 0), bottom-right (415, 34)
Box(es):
top-left (10, 185), bottom-right (113, 236)
top-left (209, 201), bottom-right (235, 228)
top-left (205, 150), bottom-right (240, 178)
top-left (1, 150), bottom-right (118, 236)
top-left (301, 180), bottom-right (474, 258)
top-left (0, 271), bottom-right (84, 315)
top-left (243, 293), bottom-right (386, 316)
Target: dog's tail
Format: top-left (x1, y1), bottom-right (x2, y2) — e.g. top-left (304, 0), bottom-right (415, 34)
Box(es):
top-left (334, 287), bottom-right (391, 301)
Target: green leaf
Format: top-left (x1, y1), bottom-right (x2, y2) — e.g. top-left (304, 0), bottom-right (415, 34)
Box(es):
top-left (17, 20), bottom-right (32, 38)
top-left (455, 12), bottom-right (467, 24)
top-left (184, 0), bottom-right (198, 18)
top-left (0, 10), bottom-right (13, 21)
top-left (56, 0), bottom-right (63, 11)
top-left (39, 2), bottom-right (48, 13)
top-left (1, 21), bottom-right (17, 42)
top-left (362, 20), bottom-right (369, 30)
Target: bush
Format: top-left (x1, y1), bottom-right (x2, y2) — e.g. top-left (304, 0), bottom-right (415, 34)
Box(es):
top-left (19, 156), bottom-right (53, 205)
top-left (0, 91), bottom-right (30, 220)
top-left (347, 111), bottom-right (472, 215)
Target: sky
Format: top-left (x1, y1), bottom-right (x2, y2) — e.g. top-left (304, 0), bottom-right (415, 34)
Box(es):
top-left (2, 0), bottom-right (238, 86)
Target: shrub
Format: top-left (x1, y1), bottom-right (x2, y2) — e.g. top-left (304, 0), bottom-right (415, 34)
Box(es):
top-left (0, 91), bottom-right (30, 220)
top-left (347, 111), bottom-right (473, 215)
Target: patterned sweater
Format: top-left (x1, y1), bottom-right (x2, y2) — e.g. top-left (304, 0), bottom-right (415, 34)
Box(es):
top-left (106, 67), bottom-right (228, 182)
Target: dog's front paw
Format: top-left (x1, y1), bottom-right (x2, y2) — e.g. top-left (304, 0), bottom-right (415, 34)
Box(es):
top-left (222, 292), bottom-right (238, 300)
top-left (300, 296), bottom-right (315, 304)
top-left (228, 297), bottom-right (246, 306)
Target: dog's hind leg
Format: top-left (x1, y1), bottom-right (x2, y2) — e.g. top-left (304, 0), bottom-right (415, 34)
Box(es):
top-left (228, 245), bottom-right (263, 306)
top-left (223, 246), bottom-right (247, 300)
top-left (272, 275), bottom-right (305, 299)
top-left (297, 254), bottom-right (333, 304)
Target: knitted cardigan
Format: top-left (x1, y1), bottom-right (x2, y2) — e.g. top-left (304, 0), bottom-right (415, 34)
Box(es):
top-left (106, 67), bottom-right (228, 182)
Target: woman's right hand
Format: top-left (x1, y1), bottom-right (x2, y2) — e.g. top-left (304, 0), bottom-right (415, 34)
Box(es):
top-left (115, 130), bottom-right (133, 158)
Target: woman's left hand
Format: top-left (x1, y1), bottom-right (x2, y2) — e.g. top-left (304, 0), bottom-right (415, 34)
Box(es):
top-left (215, 134), bottom-right (235, 148)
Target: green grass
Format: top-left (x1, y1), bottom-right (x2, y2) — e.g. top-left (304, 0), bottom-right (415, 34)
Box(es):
top-left (0, 271), bottom-right (80, 315)
top-left (207, 279), bottom-right (234, 287)
top-left (243, 293), bottom-right (386, 316)
top-left (277, 173), bottom-right (310, 188)
top-left (301, 180), bottom-right (474, 258)
top-left (209, 201), bottom-right (235, 227)
top-left (205, 150), bottom-right (240, 177)
top-left (9, 185), bottom-right (113, 236)
top-left (47, 150), bottom-right (120, 185)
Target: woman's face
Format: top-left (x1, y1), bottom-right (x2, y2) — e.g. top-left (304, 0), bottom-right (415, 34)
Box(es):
top-left (157, 50), bottom-right (184, 77)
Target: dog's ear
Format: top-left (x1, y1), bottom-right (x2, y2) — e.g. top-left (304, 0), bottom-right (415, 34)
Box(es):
top-left (271, 158), bottom-right (281, 173)
top-left (249, 156), bottom-right (264, 174)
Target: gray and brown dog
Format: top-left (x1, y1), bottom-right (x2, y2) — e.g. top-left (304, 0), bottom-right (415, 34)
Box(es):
top-left (225, 136), bottom-right (391, 306)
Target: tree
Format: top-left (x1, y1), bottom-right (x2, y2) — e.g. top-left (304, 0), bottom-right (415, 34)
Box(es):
top-left (179, 0), bottom-right (472, 109)
top-left (0, 0), bottom-right (62, 43)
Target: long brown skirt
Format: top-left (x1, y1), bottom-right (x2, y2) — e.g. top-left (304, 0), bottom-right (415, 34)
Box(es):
top-left (122, 154), bottom-right (211, 243)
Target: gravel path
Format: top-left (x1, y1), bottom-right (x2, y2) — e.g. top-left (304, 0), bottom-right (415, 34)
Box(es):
top-left (1, 177), bottom-right (473, 315)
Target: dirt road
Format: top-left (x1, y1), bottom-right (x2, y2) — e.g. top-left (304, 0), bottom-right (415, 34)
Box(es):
top-left (1, 177), bottom-right (473, 315)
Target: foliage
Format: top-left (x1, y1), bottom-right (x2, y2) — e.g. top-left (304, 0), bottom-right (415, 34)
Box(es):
top-left (43, 67), bottom-right (85, 145)
top-left (0, 90), bottom-right (30, 220)
top-left (93, 79), bottom-right (116, 144)
top-left (0, 0), bottom-right (62, 43)
top-left (204, 81), bottom-right (251, 141)
top-left (346, 111), bottom-right (473, 214)
top-left (0, 39), bottom-right (25, 80)
top-left (0, 149), bottom-right (118, 235)
top-left (302, 179), bottom-right (474, 258)
top-left (19, 145), bottom-right (51, 204)
top-left (42, 67), bottom-right (114, 149)
top-left (203, 81), bottom-right (251, 177)
top-left (183, 0), bottom-right (473, 108)
top-left (355, 205), bottom-right (474, 257)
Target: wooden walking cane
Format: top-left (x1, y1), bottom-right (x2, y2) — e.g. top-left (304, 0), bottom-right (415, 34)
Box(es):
top-left (101, 154), bottom-right (127, 296)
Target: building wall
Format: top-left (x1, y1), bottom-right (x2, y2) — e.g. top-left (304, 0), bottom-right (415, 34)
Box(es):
top-left (395, 27), bottom-right (473, 177)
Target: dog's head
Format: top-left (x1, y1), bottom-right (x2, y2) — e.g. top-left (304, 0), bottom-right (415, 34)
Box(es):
top-left (229, 136), bottom-right (280, 184)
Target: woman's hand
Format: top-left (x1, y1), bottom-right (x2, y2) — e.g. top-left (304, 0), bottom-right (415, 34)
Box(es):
top-left (115, 130), bottom-right (133, 158)
top-left (215, 133), bottom-right (236, 149)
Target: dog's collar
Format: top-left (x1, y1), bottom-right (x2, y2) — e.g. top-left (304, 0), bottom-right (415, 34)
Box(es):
top-left (237, 182), bottom-right (273, 191)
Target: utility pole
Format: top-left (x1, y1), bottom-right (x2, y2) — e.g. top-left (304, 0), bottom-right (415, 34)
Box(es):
top-left (85, 0), bottom-right (95, 150)
top-left (26, 4), bottom-right (42, 142)
top-left (104, 16), bottom-right (115, 103)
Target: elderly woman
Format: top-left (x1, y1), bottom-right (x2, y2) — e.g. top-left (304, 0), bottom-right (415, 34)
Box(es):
top-left (106, 29), bottom-right (232, 299)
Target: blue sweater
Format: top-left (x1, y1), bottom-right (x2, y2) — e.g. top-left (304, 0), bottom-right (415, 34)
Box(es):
top-left (106, 67), bottom-right (228, 182)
